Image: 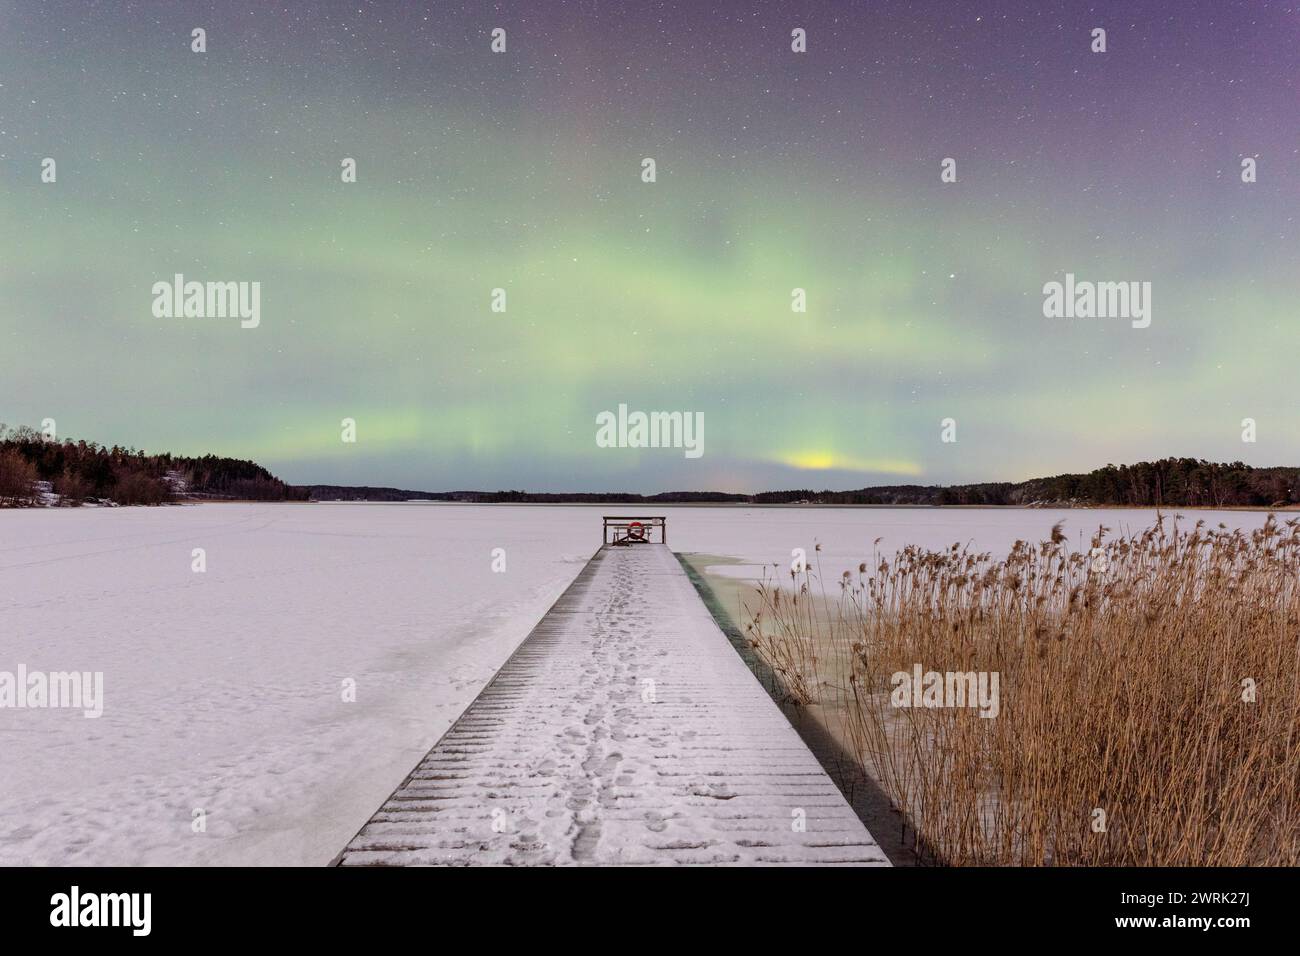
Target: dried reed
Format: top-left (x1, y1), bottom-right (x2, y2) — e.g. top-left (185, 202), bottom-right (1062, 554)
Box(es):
top-left (744, 515), bottom-right (1300, 865)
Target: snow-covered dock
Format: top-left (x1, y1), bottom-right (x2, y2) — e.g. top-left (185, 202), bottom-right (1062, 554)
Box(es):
top-left (336, 543), bottom-right (889, 866)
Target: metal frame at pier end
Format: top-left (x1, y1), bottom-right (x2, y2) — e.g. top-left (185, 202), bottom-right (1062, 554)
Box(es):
top-left (602, 515), bottom-right (667, 546)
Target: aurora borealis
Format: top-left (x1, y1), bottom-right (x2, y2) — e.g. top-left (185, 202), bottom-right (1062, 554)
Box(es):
top-left (2, 0), bottom-right (1298, 492)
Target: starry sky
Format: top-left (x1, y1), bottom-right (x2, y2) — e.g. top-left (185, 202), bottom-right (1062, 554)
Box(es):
top-left (2, 0), bottom-right (1298, 493)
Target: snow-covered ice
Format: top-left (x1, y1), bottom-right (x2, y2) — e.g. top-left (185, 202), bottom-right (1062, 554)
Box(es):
top-left (0, 503), bottom-right (594, 865)
top-left (0, 502), bottom-right (1275, 865)
top-left (662, 505), bottom-right (1277, 583)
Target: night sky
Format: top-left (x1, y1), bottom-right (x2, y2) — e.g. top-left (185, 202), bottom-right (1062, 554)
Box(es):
top-left (2, 0), bottom-right (1298, 492)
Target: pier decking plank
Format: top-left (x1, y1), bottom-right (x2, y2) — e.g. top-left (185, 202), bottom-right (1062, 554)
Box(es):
top-left (337, 544), bottom-right (889, 866)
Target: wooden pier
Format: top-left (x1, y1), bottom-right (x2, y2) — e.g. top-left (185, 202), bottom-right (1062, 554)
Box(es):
top-left (336, 542), bottom-right (888, 866)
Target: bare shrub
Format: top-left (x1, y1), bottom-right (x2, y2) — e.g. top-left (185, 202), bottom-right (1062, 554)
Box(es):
top-left (0, 448), bottom-right (38, 506)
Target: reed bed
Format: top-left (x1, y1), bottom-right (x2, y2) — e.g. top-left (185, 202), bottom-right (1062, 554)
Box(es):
top-left (743, 515), bottom-right (1300, 865)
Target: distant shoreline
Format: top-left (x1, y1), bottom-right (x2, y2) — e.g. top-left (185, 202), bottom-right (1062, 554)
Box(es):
top-left (202, 499), bottom-right (1300, 512)
top-left (5, 426), bottom-right (1298, 511)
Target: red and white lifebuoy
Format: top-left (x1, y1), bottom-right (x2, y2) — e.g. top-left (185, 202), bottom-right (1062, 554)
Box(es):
top-left (626, 521), bottom-right (646, 541)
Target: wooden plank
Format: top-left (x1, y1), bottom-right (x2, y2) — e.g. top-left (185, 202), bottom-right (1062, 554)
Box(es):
top-left (336, 544), bottom-right (888, 866)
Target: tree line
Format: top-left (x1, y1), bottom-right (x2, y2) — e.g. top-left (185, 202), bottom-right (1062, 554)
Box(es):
top-left (308, 461), bottom-right (1300, 508)
top-left (0, 425), bottom-right (308, 506)
top-left (755, 459), bottom-right (1299, 508)
top-left (4, 427), bottom-right (1294, 510)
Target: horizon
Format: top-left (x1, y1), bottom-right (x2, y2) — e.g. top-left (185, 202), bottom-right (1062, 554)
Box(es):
top-left (5, 0), bottom-right (1299, 492)
top-left (298, 453), bottom-right (1300, 498)
top-left (8, 422), bottom-right (1291, 499)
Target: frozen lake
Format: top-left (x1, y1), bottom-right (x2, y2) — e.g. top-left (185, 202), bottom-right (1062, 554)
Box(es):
top-left (0, 502), bottom-right (1275, 865)
top-left (662, 504), bottom-right (1278, 582)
